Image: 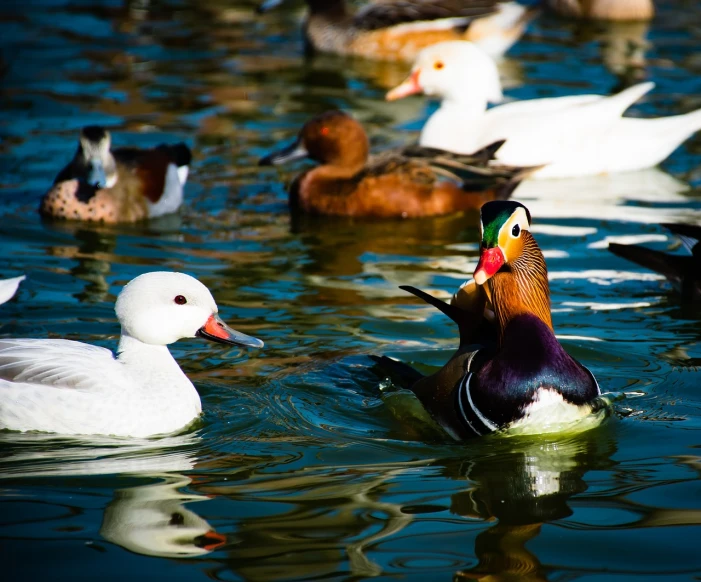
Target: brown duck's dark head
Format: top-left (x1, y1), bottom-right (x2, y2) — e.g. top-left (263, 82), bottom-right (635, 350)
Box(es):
top-left (259, 110), bottom-right (369, 171)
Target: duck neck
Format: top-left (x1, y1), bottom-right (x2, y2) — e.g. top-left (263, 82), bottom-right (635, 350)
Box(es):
top-left (117, 334), bottom-right (191, 386)
top-left (486, 235), bottom-right (553, 346)
top-left (441, 88), bottom-right (490, 115)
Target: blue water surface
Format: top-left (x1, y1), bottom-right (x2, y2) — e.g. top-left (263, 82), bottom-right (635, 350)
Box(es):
top-left (1, 1), bottom-right (701, 580)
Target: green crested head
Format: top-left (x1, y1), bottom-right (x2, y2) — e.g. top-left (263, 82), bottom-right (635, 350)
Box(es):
top-left (479, 201), bottom-right (531, 248)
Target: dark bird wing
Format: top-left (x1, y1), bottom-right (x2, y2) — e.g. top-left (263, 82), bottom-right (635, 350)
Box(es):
top-left (399, 141), bottom-right (538, 200)
top-left (353, 0), bottom-right (498, 31)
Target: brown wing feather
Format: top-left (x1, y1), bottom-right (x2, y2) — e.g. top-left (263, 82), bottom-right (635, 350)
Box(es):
top-left (114, 148), bottom-right (170, 204)
top-left (353, 0), bottom-right (498, 31)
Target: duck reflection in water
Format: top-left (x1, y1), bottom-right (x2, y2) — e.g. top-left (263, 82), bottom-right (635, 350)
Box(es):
top-left (100, 473), bottom-right (225, 558)
top-left (184, 428), bottom-right (616, 581)
top-left (448, 428), bottom-right (617, 580)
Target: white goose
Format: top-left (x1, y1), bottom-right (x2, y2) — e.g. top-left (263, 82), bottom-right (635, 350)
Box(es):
top-left (0, 272), bottom-right (263, 438)
top-left (386, 41), bottom-right (701, 179)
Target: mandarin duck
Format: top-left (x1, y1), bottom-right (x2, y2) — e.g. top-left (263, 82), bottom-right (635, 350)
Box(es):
top-left (372, 200), bottom-right (602, 439)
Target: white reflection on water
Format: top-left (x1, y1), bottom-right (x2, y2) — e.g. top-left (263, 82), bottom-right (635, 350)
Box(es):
top-left (514, 167), bottom-right (693, 223)
top-left (100, 473), bottom-right (224, 558)
top-left (0, 432), bottom-right (199, 478)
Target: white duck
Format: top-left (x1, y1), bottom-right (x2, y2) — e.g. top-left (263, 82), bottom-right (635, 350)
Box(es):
top-left (0, 272), bottom-right (263, 438)
top-left (386, 41), bottom-right (701, 179)
top-left (0, 275), bottom-right (25, 306)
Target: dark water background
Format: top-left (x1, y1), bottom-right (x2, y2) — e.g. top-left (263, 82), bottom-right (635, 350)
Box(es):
top-left (1, 0), bottom-right (701, 580)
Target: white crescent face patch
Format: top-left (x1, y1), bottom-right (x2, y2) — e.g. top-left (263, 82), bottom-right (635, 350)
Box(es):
top-left (497, 206), bottom-right (531, 261)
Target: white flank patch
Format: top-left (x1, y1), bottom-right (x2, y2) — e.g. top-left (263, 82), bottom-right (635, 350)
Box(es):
top-left (177, 165), bottom-right (189, 186)
top-left (148, 163), bottom-right (184, 218)
top-left (505, 388), bottom-right (606, 436)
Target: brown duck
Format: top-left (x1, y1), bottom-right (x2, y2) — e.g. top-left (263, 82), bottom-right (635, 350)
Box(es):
top-left (257, 0), bottom-right (535, 61)
top-left (259, 111), bottom-right (530, 218)
top-left (41, 126), bottom-right (191, 223)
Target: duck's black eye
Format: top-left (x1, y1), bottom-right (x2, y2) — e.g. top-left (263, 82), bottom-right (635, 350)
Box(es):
top-left (512, 224), bottom-right (520, 237)
top-left (174, 295), bottom-right (187, 305)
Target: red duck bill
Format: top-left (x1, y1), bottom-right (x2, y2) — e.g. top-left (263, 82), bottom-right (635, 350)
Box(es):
top-left (474, 247), bottom-right (505, 285)
top-left (386, 69), bottom-right (422, 101)
top-left (196, 314), bottom-right (264, 348)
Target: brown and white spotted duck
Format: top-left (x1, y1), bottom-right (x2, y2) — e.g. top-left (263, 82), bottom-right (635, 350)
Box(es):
top-left (545, 0), bottom-right (653, 21)
top-left (257, 0), bottom-right (535, 61)
top-left (372, 200), bottom-right (603, 439)
top-left (41, 126), bottom-right (191, 224)
top-left (258, 111), bottom-right (530, 218)
top-left (609, 222), bottom-right (701, 301)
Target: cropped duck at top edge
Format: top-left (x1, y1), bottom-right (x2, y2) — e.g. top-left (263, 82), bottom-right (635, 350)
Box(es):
top-left (0, 271), bottom-right (263, 438)
top-left (41, 126), bottom-right (192, 223)
top-left (259, 110), bottom-right (532, 218)
top-left (372, 200), bottom-right (603, 440)
top-left (386, 40), bottom-right (701, 179)
top-left (546, 0), bottom-right (654, 21)
top-left (257, 0), bottom-right (535, 61)
top-left (609, 223), bottom-right (701, 302)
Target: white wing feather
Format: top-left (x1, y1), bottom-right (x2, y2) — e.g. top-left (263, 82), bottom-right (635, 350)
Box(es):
top-left (0, 338), bottom-right (126, 392)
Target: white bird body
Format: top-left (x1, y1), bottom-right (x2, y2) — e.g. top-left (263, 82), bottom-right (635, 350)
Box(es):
top-left (387, 41), bottom-right (701, 179)
top-left (0, 272), bottom-right (262, 438)
top-left (0, 275), bottom-right (25, 305)
top-left (0, 339), bottom-right (201, 437)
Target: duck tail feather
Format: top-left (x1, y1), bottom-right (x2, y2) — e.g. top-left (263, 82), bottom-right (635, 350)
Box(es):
top-left (607, 81), bottom-right (655, 116)
top-left (470, 140), bottom-right (506, 161)
top-left (368, 355), bottom-right (424, 389)
top-left (492, 164), bottom-right (541, 200)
